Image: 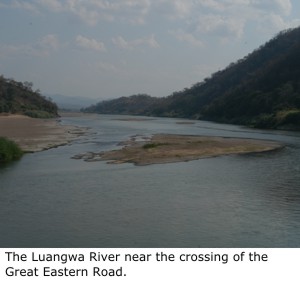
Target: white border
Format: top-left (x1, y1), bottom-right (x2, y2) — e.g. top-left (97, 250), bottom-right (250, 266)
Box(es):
top-left (1, 248), bottom-right (299, 282)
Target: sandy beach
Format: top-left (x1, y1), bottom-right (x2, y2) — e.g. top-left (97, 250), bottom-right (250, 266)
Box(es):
top-left (0, 114), bottom-right (86, 152)
top-left (73, 133), bottom-right (283, 166)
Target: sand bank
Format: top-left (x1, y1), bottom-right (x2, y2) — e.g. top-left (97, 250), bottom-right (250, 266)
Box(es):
top-left (0, 114), bottom-right (86, 152)
top-left (73, 134), bottom-right (283, 166)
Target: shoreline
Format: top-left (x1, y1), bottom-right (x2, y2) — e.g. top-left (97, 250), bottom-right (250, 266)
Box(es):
top-left (73, 134), bottom-right (283, 166)
top-left (0, 114), bottom-right (284, 164)
top-left (0, 114), bottom-right (87, 152)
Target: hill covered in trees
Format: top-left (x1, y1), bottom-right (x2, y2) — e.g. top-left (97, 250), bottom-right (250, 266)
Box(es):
top-left (84, 94), bottom-right (161, 115)
top-left (0, 76), bottom-right (58, 118)
top-left (84, 26), bottom-right (300, 130)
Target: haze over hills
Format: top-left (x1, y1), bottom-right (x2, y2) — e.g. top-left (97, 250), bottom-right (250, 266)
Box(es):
top-left (0, 76), bottom-right (99, 115)
top-left (0, 76), bottom-right (58, 118)
top-left (83, 26), bottom-right (300, 130)
top-left (48, 93), bottom-right (99, 111)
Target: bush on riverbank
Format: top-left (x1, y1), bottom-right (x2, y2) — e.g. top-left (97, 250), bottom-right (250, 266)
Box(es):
top-left (0, 137), bottom-right (23, 163)
top-left (24, 110), bottom-right (56, 118)
top-left (250, 109), bottom-right (300, 129)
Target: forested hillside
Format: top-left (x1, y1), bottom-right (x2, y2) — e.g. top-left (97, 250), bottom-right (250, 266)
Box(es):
top-left (84, 94), bottom-right (161, 116)
top-left (84, 26), bottom-right (300, 130)
top-left (0, 76), bottom-right (58, 118)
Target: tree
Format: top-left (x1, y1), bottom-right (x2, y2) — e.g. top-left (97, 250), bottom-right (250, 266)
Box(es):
top-left (23, 81), bottom-right (33, 91)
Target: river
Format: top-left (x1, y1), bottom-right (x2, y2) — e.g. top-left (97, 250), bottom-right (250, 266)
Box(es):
top-left (1, 114), bottom-right (300, 247)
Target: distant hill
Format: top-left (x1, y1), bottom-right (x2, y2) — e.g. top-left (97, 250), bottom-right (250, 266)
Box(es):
top-left (84, 94), bottom-right (161, 115)
top-left (83, 26), bottom-right (300, 130)
top-left (48, 93), bottom-right (98, 111)
top-left (0, 76), bottom-right (58, 118)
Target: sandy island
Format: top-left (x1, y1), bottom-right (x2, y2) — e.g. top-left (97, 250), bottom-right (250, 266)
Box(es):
top-left (0, 114), bottom-right (87, 152)
top-left (0, 114), bottom-right (283, 162)
top-left (73, 134), bottom-right (283, 166)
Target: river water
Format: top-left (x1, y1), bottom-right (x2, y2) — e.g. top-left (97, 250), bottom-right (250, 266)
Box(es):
top-left (1, 114), bottom-right (300, 247)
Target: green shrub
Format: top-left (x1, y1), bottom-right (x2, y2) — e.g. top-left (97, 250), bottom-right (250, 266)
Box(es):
top-left (24, 110), bottom-right (55, 119)
top-left (250, 114), bottom-right (275, 128)
top-left (0, 137), bottom-right (23, 163)
top-left (142, 143), bottom-right (169, 149)
top-left (24, 110), bottom-right (55, 118)
top-left (276, 109), bottom-right (300, 125)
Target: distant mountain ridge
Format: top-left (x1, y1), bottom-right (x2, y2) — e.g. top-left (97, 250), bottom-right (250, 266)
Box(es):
top-left (83, 26), bottom-right (300, 130)
top-left (48, 93), bottom-right (99, 110)
top-left (0, 76), bottom-right (58, 118)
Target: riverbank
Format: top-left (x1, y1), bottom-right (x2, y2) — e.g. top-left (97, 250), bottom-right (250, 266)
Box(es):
top-left (73, 134), bottom-right (283, 166)
top-left (0, 114), bottom-right (86, 152)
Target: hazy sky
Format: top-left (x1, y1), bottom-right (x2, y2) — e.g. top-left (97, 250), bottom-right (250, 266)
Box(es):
top-left (1, 0), bottom-right (300, 100)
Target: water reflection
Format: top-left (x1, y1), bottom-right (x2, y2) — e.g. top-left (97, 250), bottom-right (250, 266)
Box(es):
top-left (0, 115), bottom-right (300, 247)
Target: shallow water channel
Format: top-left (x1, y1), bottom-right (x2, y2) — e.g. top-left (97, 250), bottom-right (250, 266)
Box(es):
top-left (1, 114), bottom-right (300, 247)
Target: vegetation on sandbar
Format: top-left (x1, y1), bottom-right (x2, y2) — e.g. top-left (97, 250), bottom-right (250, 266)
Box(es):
top-left (142, 142), bottom-right (170, 149)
